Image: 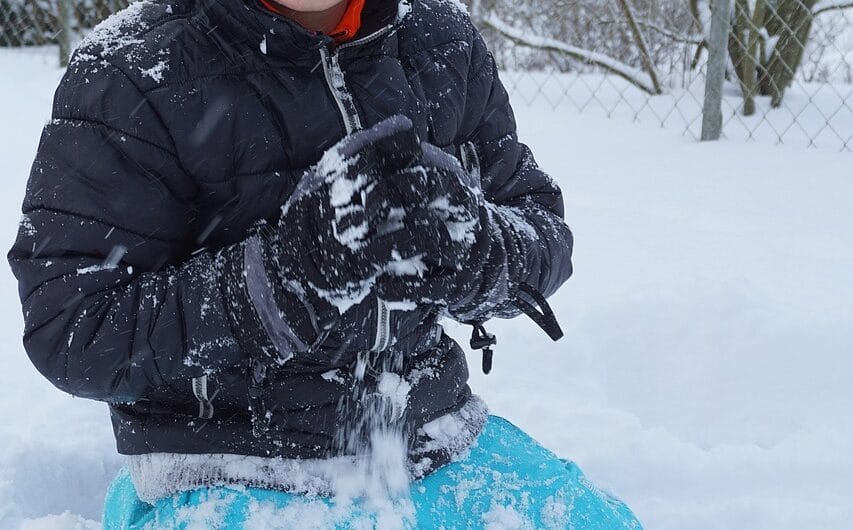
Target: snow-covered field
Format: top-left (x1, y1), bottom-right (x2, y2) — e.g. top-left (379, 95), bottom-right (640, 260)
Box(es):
top-left (1, 47), bottom-right (852, 529)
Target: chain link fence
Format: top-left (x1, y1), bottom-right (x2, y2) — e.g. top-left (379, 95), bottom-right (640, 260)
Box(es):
top-left (471, 0), bottom-right (853, 151)
top-left (0, 1), bottom-right (129, 45)
top-left (1, 0), bottom-right (851, 151)
top-left (0, 0), bottom-right (130, 63)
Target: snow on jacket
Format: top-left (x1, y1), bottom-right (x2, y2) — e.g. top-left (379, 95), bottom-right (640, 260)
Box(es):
top-left (7, 0), bottom-right (574, 480)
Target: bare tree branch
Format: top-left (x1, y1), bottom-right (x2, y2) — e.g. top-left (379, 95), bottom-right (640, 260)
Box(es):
top-left (638, 19), bottom-right (706, 45)
top-left (597, 18), bottom-right (706, 45)
top-left (482, 13), bottom-right (662, 95)
top-left (614, 0), bottom-right (664, 94)
top-left (813, 1), bottom-right (853, 16)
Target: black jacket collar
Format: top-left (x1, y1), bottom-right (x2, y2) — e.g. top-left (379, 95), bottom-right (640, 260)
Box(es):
top-left (195, 0), bottom-right (408, 66)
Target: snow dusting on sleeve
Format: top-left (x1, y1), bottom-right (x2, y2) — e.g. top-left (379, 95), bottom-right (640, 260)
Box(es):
top-left (75, 245), bottom-right (126, 275)
top-left (321, 369), bottom-right (346, 385)
top-left (397, 0), bottom-right (413, 21)
top-left (70, 0), bottom-right (173, 87)
top-left (18, 214), bottom-right (36, 237)
top-left (71, 1), bottom-right (151, 65)
top-left (139, 58), bottom-right (169, 83)
top-left (441, 0), bottom-right (470, 15)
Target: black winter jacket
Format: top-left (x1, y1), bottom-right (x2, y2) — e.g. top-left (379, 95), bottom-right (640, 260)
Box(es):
top-left (8, 0), bottom-right (573, 470)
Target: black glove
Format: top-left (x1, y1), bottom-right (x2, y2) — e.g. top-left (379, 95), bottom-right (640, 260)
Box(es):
top-left (374, 143), bottom-right (517, 320)
top-left (378, 137), bottom-right (566, 377)
top-left (275, 116), bottom-right (474, 308)
top-left (217, 116), bottom-right (456, 366)
top-left (379, 142), bottom-right (485, 271)
top-left (217, 230), bottom-right (336, 367)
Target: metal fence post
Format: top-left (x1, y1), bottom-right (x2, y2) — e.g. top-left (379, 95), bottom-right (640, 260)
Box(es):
top-left (701, 0), bottom-right (732, 141)
top-left (57, 0), bottom-right (73, 67)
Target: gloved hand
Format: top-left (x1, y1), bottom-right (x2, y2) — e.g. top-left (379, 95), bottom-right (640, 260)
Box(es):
top-left (217, 228), bottom-right (337, 367)
top-left (274, 115), bottom-right (454, 309)
top-left (380, 142), bottom-right (485, 271)
top-left (217, 116), bottom-right (467, 367)
top-left (374, 142), bottom-right (506, 316)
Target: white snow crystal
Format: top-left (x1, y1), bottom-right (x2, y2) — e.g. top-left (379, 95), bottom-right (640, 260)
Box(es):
top-left (482, 504), bottom-right (534, 530)
top-left (311, 278), bottom-right (376, 314)
top-left (321, 369), bottom-right (346, 385)
top-left (385, 300), bottom-right (418, 311)
top-left (72, 1), bottom-right (152, 65)
top-left (428, 195), bottom-right (480, 244)
top-left (488, 203), bottom-right (538, 240)
top-left (441, 0), bottom-right (469, 15)
top-left (420, 412), bottom-right (464, 443)
top-left (397, 0), bottom-right (413, 21)
top-left (328, 168), bottom-right (370, 208)
top-left (384, 253), bottom-right (427, 277)
top-left (540, 496), bottom-right (572, 530)
top-left (172, 488), bottom-right (233, 528)
top-left (70, 1), bottom-right (174, 88)
top-left (75, 264), bottom-right (115, 275)
top-left (376, 372), bottom-right (411, 420)
top-left (76, 245), bottom-right (127, 275)
top-left (139, 59), bottom-right (168, 83)
top-left (19, 215), bottom-right (36, 236)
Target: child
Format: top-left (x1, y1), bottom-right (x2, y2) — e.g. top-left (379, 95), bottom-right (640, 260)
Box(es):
top-left (8, 0), bottom-right (642, 527)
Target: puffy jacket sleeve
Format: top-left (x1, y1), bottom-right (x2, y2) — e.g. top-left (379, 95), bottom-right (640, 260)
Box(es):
top-left (452, 28), bottom-right (574, 323)
top-left (7, 62), bottom-right (245, 403)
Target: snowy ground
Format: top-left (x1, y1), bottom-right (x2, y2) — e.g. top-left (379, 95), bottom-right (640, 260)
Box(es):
top-left (1, 47), bottom-right (852, 530)
top-left (502, 71), bottom-right (853, 152)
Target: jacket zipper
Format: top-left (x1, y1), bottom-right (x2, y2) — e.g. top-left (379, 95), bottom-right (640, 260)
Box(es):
top-left (459, 141), bottom-right (481, 179)
top-left (318, 24), bottom-right (394, 134)
top-left (320, 46), bottom-right (361, 135)
top-left (337, 24), bottom-right (395, 53)
top-left (191, 375), bottom-right (215, 420)
top-left (372, 295), bottom-right (392, 352)
top-left (319, 27), bottom-right (395, 353)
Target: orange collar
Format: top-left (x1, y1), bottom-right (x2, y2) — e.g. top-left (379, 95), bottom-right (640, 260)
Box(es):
top-left (259, 0), bottom-right (366, 44)
top-left (330, 0), bottom-right (366, 44)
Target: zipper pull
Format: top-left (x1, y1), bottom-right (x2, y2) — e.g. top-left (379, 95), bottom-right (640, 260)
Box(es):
top-left (247, 358), bottom-right (271, 438)
top-left (469, 322), bottom-right (497, 375)
top-left (191, 375), bottom-right (216, 420)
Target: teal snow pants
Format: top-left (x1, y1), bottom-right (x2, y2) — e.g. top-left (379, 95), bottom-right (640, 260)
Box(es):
top-left (103, 416), bottom-right (643, 529)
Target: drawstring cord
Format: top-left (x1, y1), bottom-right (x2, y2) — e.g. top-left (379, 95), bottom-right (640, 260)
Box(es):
top-left (513, 283), bottom-right (564, 341)
top-left (468, 282), bottom-right (564, 375)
